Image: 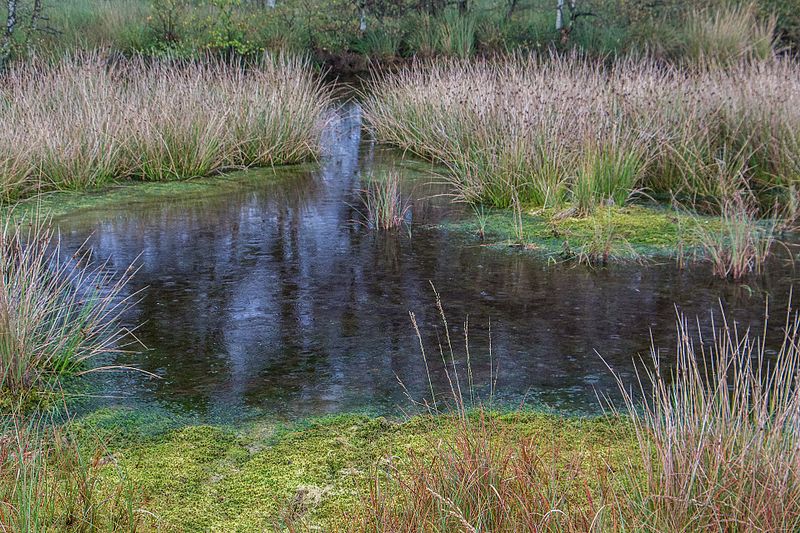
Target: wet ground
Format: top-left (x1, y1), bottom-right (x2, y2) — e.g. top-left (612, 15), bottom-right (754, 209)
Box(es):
top-left (55, 102), bottom-right (799, 422)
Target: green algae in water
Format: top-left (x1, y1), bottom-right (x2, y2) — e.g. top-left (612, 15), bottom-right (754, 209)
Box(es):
top-left (439, 203), bottom-right (723, 259)
top-left (2, 164), bottom-right (316, 222)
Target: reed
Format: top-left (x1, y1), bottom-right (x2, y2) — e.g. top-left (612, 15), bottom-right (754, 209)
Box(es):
top-left (608, 302), bottom-right (800, 531)
top-left (0, 215), bottom-right (137, 394)
top-left (0, 53), bottom-right (332, 201)
top-left (364, 55), bottom-right (799, 216)
top-left (358, 170), bottom-right (411, 231)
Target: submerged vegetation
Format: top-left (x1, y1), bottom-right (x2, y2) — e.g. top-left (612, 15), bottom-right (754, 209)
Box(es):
top-left (0, 53), bottom-right (331, 202)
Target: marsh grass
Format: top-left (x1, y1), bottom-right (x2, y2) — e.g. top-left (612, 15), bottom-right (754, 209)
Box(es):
top-left (692, 190), bottom-right (778, 280)
top-left (607, 302), bottom-right (800, 531)
top-left (0, 410), bottom-right (150, 531)
top-left (364, 55), bottom-right (800, 217)
top-left (0, 215), bottom-right (137, 394)
top-left (0, 53), bottom-right (331, 201)
top-left (358, 170), bottom-right (411, 231)
top-left (683, 2), bottom-right (777, 66)
top-left (572, 144), bottom-right (646, 216)
top-left (359, 287), bottom-right (800, 531)
top-left (356, 286), bottom-right (616, 531)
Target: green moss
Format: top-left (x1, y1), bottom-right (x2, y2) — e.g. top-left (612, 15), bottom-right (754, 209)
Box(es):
top-left (77, 408), bottom-right (638, 531)
top-left (442, 203), bottom-right (720, 260)
top-left (2, 165), bottom-right (314, 221)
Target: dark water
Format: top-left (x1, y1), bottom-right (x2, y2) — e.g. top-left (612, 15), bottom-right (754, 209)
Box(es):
top-left (57, 103), bottom-right (799, 422)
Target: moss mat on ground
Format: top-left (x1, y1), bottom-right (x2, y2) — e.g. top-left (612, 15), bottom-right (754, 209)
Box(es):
top-left (72, 408), bottom-right (637, 531)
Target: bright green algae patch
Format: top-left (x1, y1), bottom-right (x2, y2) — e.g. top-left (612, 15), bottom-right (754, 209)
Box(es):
top-left (73, 408), bottom-right (638, 531)
top-left (2, 164), bottom-right (315, 221)
top-left (441, 204), bottom-right (721, 260)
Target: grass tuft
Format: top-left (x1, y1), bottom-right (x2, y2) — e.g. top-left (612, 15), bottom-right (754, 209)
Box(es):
top-left (358, 170), bottom-right (411, 231)
top-left (608, 302), bottom-right (800, 531)
top-left (0, 53), bottom-right (332, 202)
top-left (0, 215), bottom-right (137, 395)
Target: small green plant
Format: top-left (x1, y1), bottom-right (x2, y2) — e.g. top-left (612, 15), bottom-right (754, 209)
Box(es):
top-left (149, 0), bottom-right (189, 44)
top-left (510, 187), bottom-right (525, 244)
top-left (472, 204), bottom-right (488, 240)
top-left (354, 27), bottom-right (402, 59)
top-left (575, 207), bottom-right (639, 266)
top-left (358, 170), bottom-right (411, 231)
top-left (693, 190), bottom-right (777, 280)
top-left (682, 1), bottom-right (776, 65)
top-left (437, 11), bottom-right (476, 59)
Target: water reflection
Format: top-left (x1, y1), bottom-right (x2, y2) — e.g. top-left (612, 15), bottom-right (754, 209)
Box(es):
top-left (58, 102), bottom-right (799, 421)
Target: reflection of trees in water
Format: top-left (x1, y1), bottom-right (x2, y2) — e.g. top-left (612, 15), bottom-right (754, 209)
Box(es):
top-left (53, 103), bottom-right (795, 419)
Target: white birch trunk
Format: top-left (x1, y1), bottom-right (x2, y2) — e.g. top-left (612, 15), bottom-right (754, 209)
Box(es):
top-left (556, 0), bottom-right (565, 31)
top-left (2, 0), bottom-right (17, 62)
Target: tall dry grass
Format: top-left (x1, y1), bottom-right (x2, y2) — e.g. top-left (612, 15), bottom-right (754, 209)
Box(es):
top-left (0, 53), bottom-right (332, 201)
top-left (610, 302), bottom-right (800, 531)
top-left (0, 215), bottom-right (137, 394)
top-left (683, 1), bottom-right (777, 66)
top-left (364, 55), bottom-right (800, 215)
top-left (357, 290), bottom-right (800, 531)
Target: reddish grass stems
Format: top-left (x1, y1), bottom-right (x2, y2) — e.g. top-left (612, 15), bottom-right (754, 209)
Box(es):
top-left (359, 290), bottom-right (800, 532)
top-left (608, 302), bottom-right (800, 531)
top-left (355, 286), bottom-right (618, 532)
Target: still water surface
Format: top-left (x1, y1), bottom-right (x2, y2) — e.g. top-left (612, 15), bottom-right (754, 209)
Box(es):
top-left (56, 103), bottom-right (798, 422)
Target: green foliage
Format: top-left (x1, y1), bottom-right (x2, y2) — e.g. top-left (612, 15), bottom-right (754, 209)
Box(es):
top-left (572, 145), bottom-right (645, 215)
top-left (11, 0), bottom-right (797, 64)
